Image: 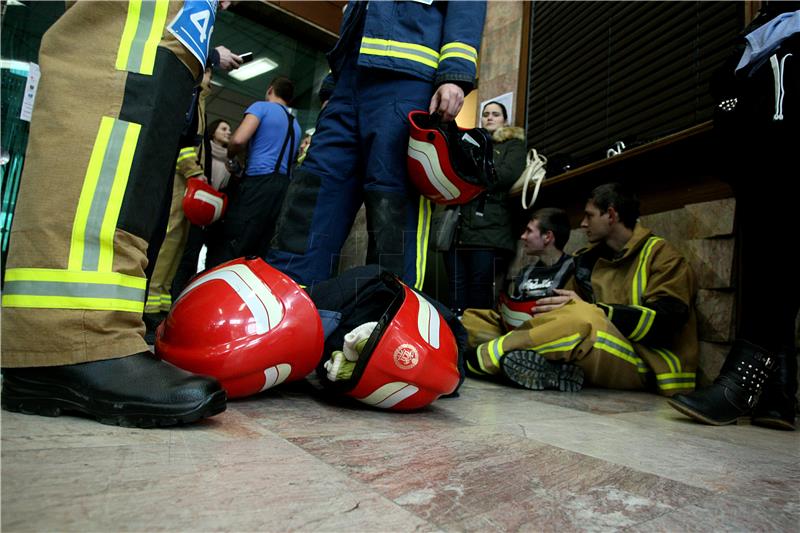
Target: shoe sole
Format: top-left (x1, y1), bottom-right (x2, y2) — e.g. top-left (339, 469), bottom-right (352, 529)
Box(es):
top-left (1, 381), bottom-right (227, 428)
top-left (666, 398), bottom-right (738, 426)
top-left (501, 350), bottom-right (584, 392)
top-left (751, 416), bottom-right (797, 431)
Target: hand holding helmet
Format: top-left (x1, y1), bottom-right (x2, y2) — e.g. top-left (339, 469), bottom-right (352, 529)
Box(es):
top-left (407, 110), bottom-right (497, 205)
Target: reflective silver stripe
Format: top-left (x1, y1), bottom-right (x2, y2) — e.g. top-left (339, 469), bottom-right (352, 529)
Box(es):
top-left (4, 280), bottom-right (146, 302)
top-left (82, 120), bottom-right (129, 271)
top-left (125, 0), bottom-right (157, 73)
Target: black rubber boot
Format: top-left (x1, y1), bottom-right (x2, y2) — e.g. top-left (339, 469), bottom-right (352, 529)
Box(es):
top-left (668, 339), bottom-right (774, 426)
top-left (751, 349), bottom-right (797, 431)
top-left (501, 350), bottom-right (584, 392)
top-left (2, 352), bottom-right (226, 428)
top-left (364, 190), bottom-right (409, 279)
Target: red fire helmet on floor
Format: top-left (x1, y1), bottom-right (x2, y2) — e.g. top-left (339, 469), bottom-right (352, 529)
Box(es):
top-left (331, 274), bottom-right (461, 411)
top-left (406, 110), bottom-right (496, 205)
top-left (155, 257), bottom-right (324, 398)
top-left (182, 177), bottom-right (227, 226)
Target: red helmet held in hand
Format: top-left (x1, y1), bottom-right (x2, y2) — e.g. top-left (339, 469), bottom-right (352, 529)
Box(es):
top-left (182, 177), bottom-right (227, 226)
top-left (155, 257), bottom-right (324, 398)
top-left (407, 110), bottom-right (496, 205)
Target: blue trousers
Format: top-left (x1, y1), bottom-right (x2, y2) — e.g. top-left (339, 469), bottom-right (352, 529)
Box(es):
top-left (444, 246), bottom-right (511, 314)
top-left (266, 58), bottom-right (433, 288)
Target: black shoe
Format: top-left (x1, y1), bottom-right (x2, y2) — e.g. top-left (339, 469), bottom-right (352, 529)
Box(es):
top-left (2, 352), bottom-right (226, 428)
top-left (667, 388), bottom-right (745, 426)
top-left (501, 350), bottom-right (584, 392)
top-left (668, 339), bottom-right (774, 426)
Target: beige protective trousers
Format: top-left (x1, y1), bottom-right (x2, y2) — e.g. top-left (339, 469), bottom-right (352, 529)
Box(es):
top-left (2, 1), bottom-right (202, 366)
top-left (462, 301), bottom-right (649, 390)
top-left (144, 170), bottom-right (189, 313)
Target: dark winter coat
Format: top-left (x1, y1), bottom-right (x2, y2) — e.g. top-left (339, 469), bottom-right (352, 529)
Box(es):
top-left (455, 126), bottom-right (526, 251)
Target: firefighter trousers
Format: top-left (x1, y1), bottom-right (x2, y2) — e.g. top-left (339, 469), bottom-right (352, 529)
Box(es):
top-left (266, 56), bottom-right (434, 289)
top-left (461, 301), bottom-right (648, 390)
top-left (2, 1), bottom-right (202, 366)
top-left (144, 172), bottom-right (189, 313)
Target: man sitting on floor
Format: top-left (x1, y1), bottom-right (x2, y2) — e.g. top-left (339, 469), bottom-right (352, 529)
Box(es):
top-left (463, 183), bottom-right (698, 395)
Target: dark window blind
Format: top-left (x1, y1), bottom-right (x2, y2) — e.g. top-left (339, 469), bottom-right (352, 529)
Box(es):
top-left (526, 1), bottom-right (743, 171)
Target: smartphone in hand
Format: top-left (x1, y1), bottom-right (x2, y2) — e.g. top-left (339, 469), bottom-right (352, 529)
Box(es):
top-left (239, 52), bottom-right (254, 63)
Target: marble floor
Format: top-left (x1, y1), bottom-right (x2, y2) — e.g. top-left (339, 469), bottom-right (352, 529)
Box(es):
top-left (2, 378), bottom-right (798, 532)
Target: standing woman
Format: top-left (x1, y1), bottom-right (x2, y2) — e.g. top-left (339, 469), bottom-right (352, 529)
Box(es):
top-left (444, 101), bottom-right (526, 314)
top-left (206, 119), bottom-right (233, 190)
top-left (170, 119), bottom-right (233, 299)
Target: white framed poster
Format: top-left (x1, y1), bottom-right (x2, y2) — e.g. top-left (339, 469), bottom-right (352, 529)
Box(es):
top-left (478, 91), bottom-right (514, 127)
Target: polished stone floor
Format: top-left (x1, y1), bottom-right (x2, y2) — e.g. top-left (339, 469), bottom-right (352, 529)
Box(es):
top-left (2, 378), bottom-right (798, 532)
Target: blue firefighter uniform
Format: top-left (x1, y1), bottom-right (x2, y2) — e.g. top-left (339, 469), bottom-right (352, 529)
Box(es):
top-left (266, 0), bottom-right (487, 289)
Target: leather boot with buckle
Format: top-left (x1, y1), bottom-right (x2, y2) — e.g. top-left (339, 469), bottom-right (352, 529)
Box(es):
top-left (668, 339), bottom-right (774, 426)
top-left (2, 352), bottom-right (227, 428)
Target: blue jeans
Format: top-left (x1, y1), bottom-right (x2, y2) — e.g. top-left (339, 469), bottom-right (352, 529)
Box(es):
top-left (444, 246), bottom-right (510, 314)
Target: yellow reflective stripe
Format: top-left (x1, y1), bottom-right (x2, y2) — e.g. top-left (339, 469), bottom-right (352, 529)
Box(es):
top-left (477, 335), bottom-right (509, 373)
top-left (98, 121), bottom-right (140, 272)
top-left (487, 337), bottom-right (503, 367)
top-left (4, 268), bottom-right (146, 289)
top-left (177, 147), bottom-right (197, 162)
top-left (656, 372), bottom-right (696, 390)
top-left (2, 295), bottom-right (144, 313)
top-left (439, 52), bottom-right (476, 64)
top-left (116, 0), bottom-right (142, 72)
top-left (139, 0), bottom-right (169, 76)
top-left (69, 117), bottom-right (114, 270)
top-left (533, 333), bottom-right (582, 354)
top-left (631, 237), bottom-right (662, 305)
top-left (361, 37), bottom-right (439, 60)
top-left (360, 47), bottom-right (439, 69)
top-left (3, 268), bottom-right (147, 313)
top-left (653, 347), bottom-right (682, 374)
top-left (594, 331), bottom-right (648, 373)
top-left (360, 37), bottom-right (439, 69)
top-left (439, 52), bottom-right (477, 65)
top-left (466, 360), bottom-right (487, 375)
top-left (116, 0), bottom-right (169, 75)
top-left (414, 197), bottom-right (431, 290)
top-left (441, 41), bottom-right (477, 56)
top-left (628, 304), bottom-right (656, 342)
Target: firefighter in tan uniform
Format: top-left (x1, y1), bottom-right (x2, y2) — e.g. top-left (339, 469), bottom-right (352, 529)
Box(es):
top-left (144, 68), bottom-right (211, 317)
top-left (464, 183), bottom-right (698, 396)
top-left (1, 1), bottom-right (236, 427)
top-left (462, 208), bottom-right (580, 389)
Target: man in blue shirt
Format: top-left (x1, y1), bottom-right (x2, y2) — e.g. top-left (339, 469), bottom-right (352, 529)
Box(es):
top-left (206, 76), bottom-right (301, 268)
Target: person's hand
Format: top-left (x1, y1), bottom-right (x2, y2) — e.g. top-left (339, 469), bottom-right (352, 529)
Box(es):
top-left (215, 45), bottom-right (242, 71)
top-left (428, 83), bottom-right (465, 122)
top-left (532, 289), bottom-right (583, 314)
top-left (225, 158), bottom-right (243, 175)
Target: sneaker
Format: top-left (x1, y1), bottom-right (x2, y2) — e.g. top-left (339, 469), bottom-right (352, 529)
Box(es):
top-left (501, 350), bottom-right (584, 392)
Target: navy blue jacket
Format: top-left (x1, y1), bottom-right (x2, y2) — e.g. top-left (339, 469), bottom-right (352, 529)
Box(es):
top-left (328, 0), bottom-right (487, 91)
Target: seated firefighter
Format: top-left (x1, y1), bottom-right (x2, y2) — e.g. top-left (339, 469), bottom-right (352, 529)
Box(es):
top-left (461, 207), bottom-right (578, 388)
top-left (464, 183), bottom-right (698, 395)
